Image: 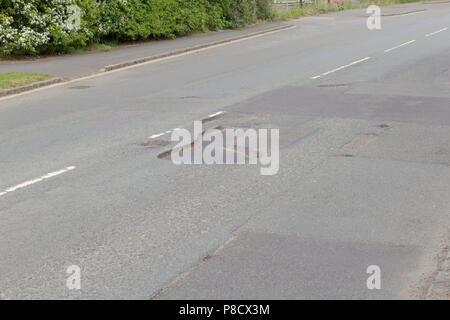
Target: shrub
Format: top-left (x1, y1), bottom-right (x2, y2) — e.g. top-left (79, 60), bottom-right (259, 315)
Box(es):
top-left (256, 0), bottom-right (275, 20)
top-left (209, 0), bottom-right (257, 27)
top-left (0, 0), bottom-right (90, 55)
top-left (0, 0), bottom-right (273, 56)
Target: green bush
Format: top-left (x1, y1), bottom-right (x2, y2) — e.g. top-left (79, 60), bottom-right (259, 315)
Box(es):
top-left (208, 0), bottom-right (257, 27)
top-left (93, 0), bottom-right (214, 41)
top-left (256, 0), bottom-right (275, 20)
top-left (0, 0), bottom-right (274, 56)
top-left (0, 0), bottom-right (90, 55)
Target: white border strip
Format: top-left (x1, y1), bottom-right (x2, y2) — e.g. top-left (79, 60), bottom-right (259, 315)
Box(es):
top-left (148, 111), bottom-right (226, 139)
top-left (0, 166), bottom-right (76, 197)
top-left (311, 57), bottom-right (371, 79)
top-left (384, 40), bottom-right (416, 53)
top-left (149, 133), bottom-right (165, 139)
top-left (425, 27), bottom-right (448, 37)
top-left (207, 111), bottom-right (226, 118)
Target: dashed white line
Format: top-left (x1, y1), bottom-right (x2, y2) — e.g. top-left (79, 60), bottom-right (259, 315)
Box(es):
top-left (207, 111), bottom-right (226, 118)
top-left (311, 57), bottom-right (371, 79)
top-left (384, 40), bottom-right (416, 53)
top-left (425, 27), bottom-right (448, 37)
top-left (149, 133), bottom-right (165, 139)
top-left (148, 111), bottom-right (226, 139)
top-left (0, 166), bottom-right (76, 197)
top-left (149, 130), bottom-right (172, 139)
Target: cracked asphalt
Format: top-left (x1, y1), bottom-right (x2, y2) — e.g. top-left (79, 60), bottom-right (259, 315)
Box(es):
top-left (0, 2), bottom-right (449, 299)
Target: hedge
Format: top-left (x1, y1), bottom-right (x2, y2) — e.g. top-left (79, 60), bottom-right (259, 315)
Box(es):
top-left (0, 0), bottom-right (273, 56)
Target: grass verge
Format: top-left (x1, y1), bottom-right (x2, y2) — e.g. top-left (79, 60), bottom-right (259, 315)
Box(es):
top-left (273, 0), bottom-right (428, 21)
top-left (0, 72), bottom-right (52, 91)
top-left (67, 42), bottom-right (116, 55)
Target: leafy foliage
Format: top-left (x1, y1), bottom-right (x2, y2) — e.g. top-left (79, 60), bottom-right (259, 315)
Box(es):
top-left (0, 0), bottom-right (273, 56)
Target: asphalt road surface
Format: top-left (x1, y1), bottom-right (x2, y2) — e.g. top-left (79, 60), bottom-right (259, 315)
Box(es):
top-left (0, 3), bottom-right (449, 299)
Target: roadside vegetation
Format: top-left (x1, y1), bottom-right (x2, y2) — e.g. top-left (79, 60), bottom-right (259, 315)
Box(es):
top-left (0, 72), bottom-right (51, 90)
top-left (0, 0), bottom-right (274, 57)
top-left (0, 0), bottom-right (426, 57)
top-left (273, 0), bottom-right (426, 21)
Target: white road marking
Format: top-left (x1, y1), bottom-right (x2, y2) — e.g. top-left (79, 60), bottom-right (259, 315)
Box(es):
top-left (425, 27), bottom-right (448, 37)
top-left (149, 133), bottom-right (165, 139)
top-left (0, 166), bottom-right (76, 197)
top-left (207, 111), bottom-right (226, 118)
top-left (149, 111), bottom-right (226, 139)
top-left (384, 40), bottom-right (416, 53)
top-left (311, 57), bottom-right (371, 79)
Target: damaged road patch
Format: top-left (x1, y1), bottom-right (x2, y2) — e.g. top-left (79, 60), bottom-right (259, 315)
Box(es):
top-left (342, 133), bottom-right (379, 150)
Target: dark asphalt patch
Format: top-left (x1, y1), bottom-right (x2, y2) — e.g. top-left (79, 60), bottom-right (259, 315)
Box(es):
top-left (342, 133), bottom-right (378, 150)
top-left (202, 113), bottom-right (224, 124)
top-left (155, 231), bottom-right (419, 299)
top-left (225, 85), bottom-right (450, 126)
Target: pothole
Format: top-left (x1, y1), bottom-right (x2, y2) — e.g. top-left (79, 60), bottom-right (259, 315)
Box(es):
top-left (141, 140), bottom-right (170, 149)
top-left (157, 125), bottom-right (262, 161)
top-left (341, 133), bottom-right (378, 150)
top-left (158, 126), bottom-right (218, 160)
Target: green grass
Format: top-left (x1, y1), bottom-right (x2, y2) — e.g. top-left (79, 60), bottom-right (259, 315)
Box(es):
top-left (0, 72), bottom-right (52, 91)
top-left (272, 0), bottom-right (427, 21)
top-left (0, 42), bottom-right (116, 60)
top-left (67, 42), bottom-right (116, 55)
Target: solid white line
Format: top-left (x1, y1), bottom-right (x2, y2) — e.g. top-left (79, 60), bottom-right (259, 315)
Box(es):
top-left (384, 40), bottom-right (416, 53)
top-left (0, 166), bottom-right (76, 197)
top-left (0, 26), bottom-right (296, 104)
top-left (311, 75), bottom-right (321, 80)
top-left (425, 27), bottom-right (448, 37)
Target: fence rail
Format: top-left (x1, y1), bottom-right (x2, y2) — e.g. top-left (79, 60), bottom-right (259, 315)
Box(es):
top-left (271, 0), bottom-right (316, 8)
